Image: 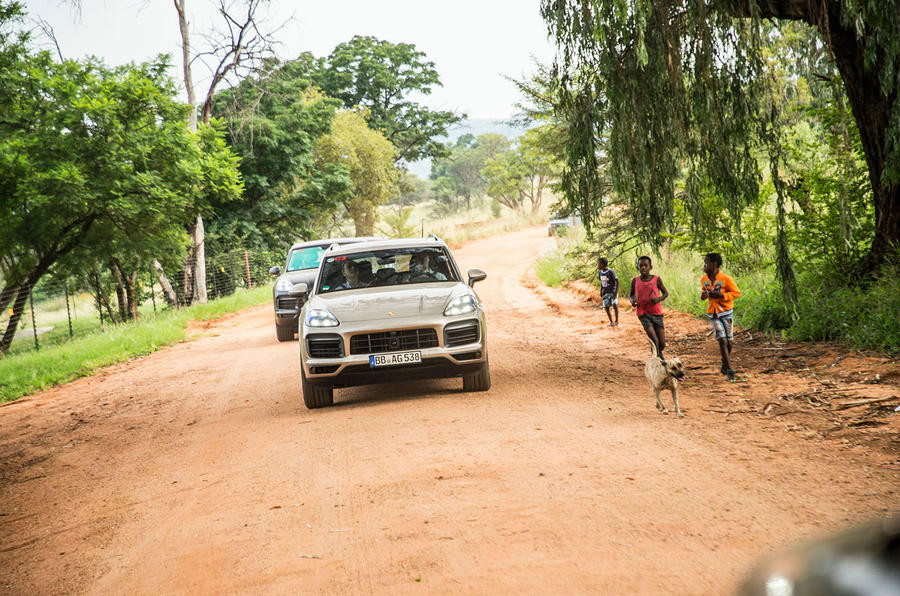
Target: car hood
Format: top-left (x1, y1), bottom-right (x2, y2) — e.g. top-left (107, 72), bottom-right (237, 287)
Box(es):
top-left (310, 283), bottom-right (466, 322)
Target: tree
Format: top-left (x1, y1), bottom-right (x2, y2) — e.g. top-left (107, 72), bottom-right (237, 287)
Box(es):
top-left (541, 0), bottom-right (900, 274)
top-left (482, 128), bottom-right (560, 213)
top-left (0, 5), bottom-right (241, 353)
top-left (314, 110), bottom-right (398, 236)
top-left (430, 133), bottom-right (510, 213)
top-left (209, 60), bottom-right (351, 250)
top-left (172, 0), bottom-right (279, 303)
top-left (305, 36), bottom-right (464, 163)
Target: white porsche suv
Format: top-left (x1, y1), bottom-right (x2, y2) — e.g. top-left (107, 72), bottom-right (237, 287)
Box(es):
top-left (288, 237), bottom-right (490, 408)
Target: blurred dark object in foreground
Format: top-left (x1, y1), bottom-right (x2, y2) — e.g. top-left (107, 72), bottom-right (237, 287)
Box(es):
top-left (740, 516), bottom-right (900, 596)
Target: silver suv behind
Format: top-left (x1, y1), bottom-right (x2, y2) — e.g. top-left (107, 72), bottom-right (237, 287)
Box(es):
top-left (269, 237), bottom-right (377, 341)
top-left (288, 237), bottom-right (490, 408)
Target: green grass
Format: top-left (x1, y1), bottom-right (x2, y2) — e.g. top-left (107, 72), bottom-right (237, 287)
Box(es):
top-left (0, 285), bottom-right (272, 403)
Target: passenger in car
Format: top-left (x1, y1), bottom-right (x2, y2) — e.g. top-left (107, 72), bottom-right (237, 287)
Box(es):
top-left (409, 252), bottom-right (447, 282)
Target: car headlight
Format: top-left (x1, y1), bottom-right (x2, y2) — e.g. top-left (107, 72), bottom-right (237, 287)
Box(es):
top-left (444, 294), bottom-right (477, 316)
top-left (305, 308), bottom-right (339, 327)
top-left (275, 277), bottom-right (293, 292)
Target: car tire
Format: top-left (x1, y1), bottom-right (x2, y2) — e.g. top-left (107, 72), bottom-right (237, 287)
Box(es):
top-left (462, 355), bottom-right (491, 392)
top-left (276, 325), bottom-right (294, 342)
top-left (301, 366), bottom-right (334, 409)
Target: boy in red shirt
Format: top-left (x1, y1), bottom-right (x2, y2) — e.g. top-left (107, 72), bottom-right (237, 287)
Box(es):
top-left (700, 252), bottom-right (741, 380)
top-left (629, 255), bottom-right (669, 359)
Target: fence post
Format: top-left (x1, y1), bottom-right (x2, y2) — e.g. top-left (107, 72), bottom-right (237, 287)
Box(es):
top-left (29, 283), bottom-right (39, 351)
top-left (244, 250), bottom-right (252, 289)
top-left (64, 279), bottom-right (73, 339)
top-left (149, 266), bottom-right (156, 315)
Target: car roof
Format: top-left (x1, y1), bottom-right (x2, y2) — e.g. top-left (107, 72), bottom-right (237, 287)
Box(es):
top-left (324, 236), bottom-right (448, 257)
top-left (289, 237), bottom-right (380, 251)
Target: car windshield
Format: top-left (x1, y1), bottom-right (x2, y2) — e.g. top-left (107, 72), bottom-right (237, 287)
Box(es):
top-left (287, 246), bottom-right (327, 272)
top-left (317, 247), bottom-right (457, 293)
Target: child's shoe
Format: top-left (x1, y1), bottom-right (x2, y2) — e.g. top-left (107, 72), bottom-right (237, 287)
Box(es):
top-left (725, 369), bottom-right (737, 381)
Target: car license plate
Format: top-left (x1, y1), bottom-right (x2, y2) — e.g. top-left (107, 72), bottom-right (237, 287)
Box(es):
top-left (369, 351), bottom-right (422, 367)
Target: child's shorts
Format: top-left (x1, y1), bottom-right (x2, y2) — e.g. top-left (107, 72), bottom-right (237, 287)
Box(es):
top-left (638, 313), bottom-right (664, 331)
top-left (709, 312), bottom-right (734, 340)
top-left (602, 294), bottom-right (617, 308)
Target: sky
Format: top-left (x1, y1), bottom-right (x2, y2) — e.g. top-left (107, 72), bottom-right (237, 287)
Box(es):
top-left (26, 0), bottom-right (557, 120)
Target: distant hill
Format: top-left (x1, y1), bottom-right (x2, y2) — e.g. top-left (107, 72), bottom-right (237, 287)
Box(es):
top-left (405, 118), bottom-right (529, 180)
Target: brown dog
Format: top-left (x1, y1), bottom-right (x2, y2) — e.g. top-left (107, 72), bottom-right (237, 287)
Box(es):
top-left (644, 338), bottom-right (686, 417)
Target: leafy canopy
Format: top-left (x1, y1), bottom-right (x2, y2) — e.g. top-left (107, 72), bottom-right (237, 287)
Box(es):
top-left (304, 36), bottom-right (463, 163)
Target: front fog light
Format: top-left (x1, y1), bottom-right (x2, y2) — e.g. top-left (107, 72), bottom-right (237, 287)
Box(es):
top-left (305, 308), bottom-right (339, 327)
top-left (444, 294), bottom-right (477, 316)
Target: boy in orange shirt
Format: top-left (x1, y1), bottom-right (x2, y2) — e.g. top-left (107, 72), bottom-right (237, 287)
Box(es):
top-left (700, 253), bottom-right (741, 380)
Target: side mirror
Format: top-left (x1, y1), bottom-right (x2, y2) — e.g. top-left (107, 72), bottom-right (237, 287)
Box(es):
top-left (467, 268), bottom-right (487, 287)
top-left (288, 282), bottom-right (308, 298)
top-left (269, 265), bottom-right (281, 276)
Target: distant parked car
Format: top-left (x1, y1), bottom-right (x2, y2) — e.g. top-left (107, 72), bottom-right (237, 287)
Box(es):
top-left (288, 236), bottom-right (490, 409)
top-left (269, 237), bottom-right (378, 342)
top-left (547, 214), bottom-right (581, 236)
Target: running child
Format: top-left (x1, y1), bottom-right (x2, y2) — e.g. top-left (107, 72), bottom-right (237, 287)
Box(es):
top-left (597, 257), bottom-right (619, 327)
top-left (629, 256), bottom-right (669, 359)
top-left (700, 252), bottom-right (741, 380)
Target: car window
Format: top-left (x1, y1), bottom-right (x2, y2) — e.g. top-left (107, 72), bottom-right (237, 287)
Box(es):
top-left (287, 246), bottom-right (327, 271)
top-left (317, 247), bottom-right (457, 293)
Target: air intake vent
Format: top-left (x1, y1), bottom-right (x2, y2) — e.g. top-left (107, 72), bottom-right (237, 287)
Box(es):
top-left (444, 319), bottom-right (479, 347)
top-left (307, 334), bottom-right (343, 358)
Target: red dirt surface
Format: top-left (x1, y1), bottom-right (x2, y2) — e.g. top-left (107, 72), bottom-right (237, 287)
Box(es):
top-left (1, 226), bottom-right (897, 594)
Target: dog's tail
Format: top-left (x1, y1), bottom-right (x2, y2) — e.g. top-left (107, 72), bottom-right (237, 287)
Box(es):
top-left (647, 337), bottom-right (659, 358)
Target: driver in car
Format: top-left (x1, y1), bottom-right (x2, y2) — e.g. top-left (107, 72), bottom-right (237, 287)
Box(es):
top-left (337, 260), bottom-right (362, 289)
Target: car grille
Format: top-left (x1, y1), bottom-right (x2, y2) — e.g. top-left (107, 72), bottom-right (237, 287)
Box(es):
top-left (444, 319), bottom-right (480, 347)
top-left (349, 328), bottom-right (439, 354)
top-left (307, 334), bottom-right (344, 358)
top-left (277, 296), bottom-right (300, 311)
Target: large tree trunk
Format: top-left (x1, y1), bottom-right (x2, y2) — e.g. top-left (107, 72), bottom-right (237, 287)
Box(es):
top-left (110, 258), bottom-right (128, 321)
top-left (192, 215), bottom-right (208, 304)
top-left (823, 10), bottom-right (900, 274)
top-left (0, 284), bottom-right (28, 356)
top-left (732, 0), bottom-right (899, 273)
top-left (125, 270), bottom-right (139, 320)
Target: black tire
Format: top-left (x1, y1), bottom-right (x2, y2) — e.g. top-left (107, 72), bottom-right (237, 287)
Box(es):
top-left (276, 325), bottom-right (294, 342)
top-left (462, 355), bottom-right (491, 392)
top-left (301, 366), bottom-right (334, 409)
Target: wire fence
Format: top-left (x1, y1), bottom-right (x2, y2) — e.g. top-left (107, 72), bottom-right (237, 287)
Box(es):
top-left (0, 248), bottom-right (282, 356)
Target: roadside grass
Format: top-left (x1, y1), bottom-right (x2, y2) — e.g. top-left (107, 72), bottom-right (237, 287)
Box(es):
top-left (0, 285), bottom-right (272, 403)
top-left (536, 241), bottom-right (900, 354)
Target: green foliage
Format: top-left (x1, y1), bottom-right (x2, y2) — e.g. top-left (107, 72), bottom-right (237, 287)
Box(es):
top-left (209, 62), bottom-right (350, 251)
top-left (430, 133), bottom-right (509, 214)
top-left (315, 110), bottom-right (398, 236)
top-left (305, 36), bottom-right (463, 163)
top-left (378, 206), bottom-right (417, 238)
top-left (0, 285), bottom-right (271, 402)
top-left (541, 0), bottom-right (900, 272)
top-left (535, 252), bottom-right (568, 287)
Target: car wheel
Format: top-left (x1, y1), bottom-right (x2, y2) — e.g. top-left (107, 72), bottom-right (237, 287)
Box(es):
top-left (301, 366), bottom-right (334, 409)
top-left (276, 325), bottom-right (294, 342)
top-left (462, 355), bottom-right (491, 392)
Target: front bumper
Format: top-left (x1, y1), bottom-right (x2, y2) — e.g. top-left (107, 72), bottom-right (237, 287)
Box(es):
top-left (299, 313), bottom-right (487, 388)
top-left (273, 292), bottom-right (303, 328)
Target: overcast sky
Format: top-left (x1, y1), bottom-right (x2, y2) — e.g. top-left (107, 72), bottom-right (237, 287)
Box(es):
top-left (27, 0), bottom-right (557, 120)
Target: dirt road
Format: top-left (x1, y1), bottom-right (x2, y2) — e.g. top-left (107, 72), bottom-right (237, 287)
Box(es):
top-left (2, 226), bottom-right (897, 594)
